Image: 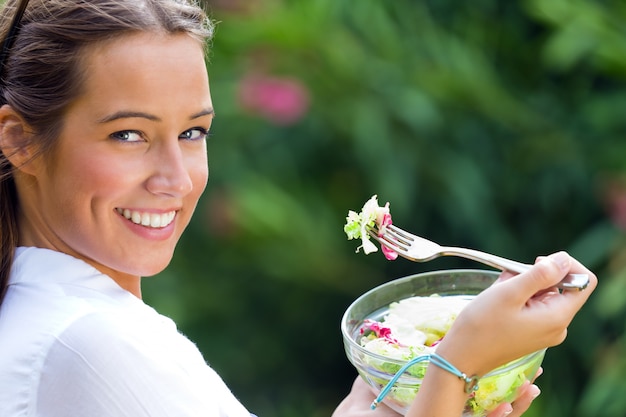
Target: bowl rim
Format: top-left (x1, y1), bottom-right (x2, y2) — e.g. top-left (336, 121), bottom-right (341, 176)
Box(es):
top-left (340, 268), bottom-right (545, 377)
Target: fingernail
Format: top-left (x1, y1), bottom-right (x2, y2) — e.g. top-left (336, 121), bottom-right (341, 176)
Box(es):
top-left (529, 385), bottom-right (541, 399)
top-left (503, 407), bottom-right (513, 416)
top-left (548, 251), bottom-right (570, 272)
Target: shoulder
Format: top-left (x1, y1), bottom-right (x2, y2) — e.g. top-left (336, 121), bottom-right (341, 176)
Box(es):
top-left (49, 306), bottom-right (193, 367)
top-left (35, 310), bottom-right (250, 416)
top-left (0, 297), bottom-right (156, 415)
top-left (1, 302), bottom-right (252, 417)
top-left (33, 308), bottom-right (210, 416)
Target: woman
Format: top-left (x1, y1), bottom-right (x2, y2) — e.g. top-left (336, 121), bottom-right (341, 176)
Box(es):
top-left (0, 1), bottom-right (596, 416)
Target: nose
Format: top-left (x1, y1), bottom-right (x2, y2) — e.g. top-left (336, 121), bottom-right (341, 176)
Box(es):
top-left (145, 141), bottom-right (194, 197)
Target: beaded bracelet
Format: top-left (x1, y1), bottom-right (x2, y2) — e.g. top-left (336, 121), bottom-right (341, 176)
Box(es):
top-left (370, 353), bottom-right (480, 410)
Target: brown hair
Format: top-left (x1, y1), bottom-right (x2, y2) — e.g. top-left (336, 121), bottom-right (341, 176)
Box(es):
top-left (0, 0), bottom-right (214, 302)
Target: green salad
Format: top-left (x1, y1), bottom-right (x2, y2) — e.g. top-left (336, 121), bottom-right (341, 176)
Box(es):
top-left (357, 295), bottom-right (544, 415)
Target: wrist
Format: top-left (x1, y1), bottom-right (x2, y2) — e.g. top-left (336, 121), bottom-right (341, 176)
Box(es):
top-left (434, 336), bottom-right (486, 378)
top-left (406, 362), bottom-right (474, 417)
top-left (371, 353), bottom-right (480, 411)
top-left (429, 353), bottom-right (480, 394)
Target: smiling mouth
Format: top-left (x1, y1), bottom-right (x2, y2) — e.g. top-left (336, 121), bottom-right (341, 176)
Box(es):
top-left (115, 208), bottom-right (176, 228)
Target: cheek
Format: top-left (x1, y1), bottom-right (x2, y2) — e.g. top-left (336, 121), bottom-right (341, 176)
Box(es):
top-left (189, 153), bottom-right (209, 196)
top-left (72, 154), bottom-right (128, 194)
top-left (46, 151), bottom-right (132, 210)
top-left (178, 157), bottom-right (208, 230)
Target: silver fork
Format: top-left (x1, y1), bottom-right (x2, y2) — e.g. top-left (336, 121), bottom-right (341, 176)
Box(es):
top-left (368, 224), bottom-right (589, 291)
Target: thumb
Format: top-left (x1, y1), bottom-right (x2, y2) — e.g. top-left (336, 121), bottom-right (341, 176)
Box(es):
top-left (505, 251), bottom-right (571, 301)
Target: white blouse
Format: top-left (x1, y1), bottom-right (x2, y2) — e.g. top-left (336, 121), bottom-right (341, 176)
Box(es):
top-left (0, 247), bottom-right (252, 417)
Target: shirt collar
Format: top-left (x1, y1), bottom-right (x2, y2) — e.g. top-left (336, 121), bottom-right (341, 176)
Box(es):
top-left (9, 247), bottom-right (130, 297)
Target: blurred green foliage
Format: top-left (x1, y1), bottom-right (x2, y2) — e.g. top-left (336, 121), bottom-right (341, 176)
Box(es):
top-left (142, 0), bottom-right (626, 416)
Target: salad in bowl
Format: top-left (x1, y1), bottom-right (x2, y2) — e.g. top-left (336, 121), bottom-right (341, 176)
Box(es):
top-left (341, 270), bottom-right (545, 416)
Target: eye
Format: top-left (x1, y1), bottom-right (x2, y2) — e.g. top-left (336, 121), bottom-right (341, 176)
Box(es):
top-left (110, 130), bottom-right (144, 142)
top-left (179, 127), bottom-right (209, 141)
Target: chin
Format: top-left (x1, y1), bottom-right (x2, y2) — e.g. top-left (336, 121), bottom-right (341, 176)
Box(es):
top-left (120, 255), bottom-right (174, 278)
top-left (138, 261), bottom-right (172, 277)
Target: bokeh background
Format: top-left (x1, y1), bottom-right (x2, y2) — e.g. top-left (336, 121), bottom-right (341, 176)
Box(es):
top-left (142, 0), bottom-right (626, 416)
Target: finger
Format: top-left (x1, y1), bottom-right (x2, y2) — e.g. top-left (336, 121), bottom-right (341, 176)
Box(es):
top-left (528, 260), bottom-right (597, 324)
top-left (485, 379), bottom-right (542, 417)
top-left (564, 256), bottom-right (598, 294)
top-left (507, 383), bottom-right (541, 417)
top-left (535, 254), bottom-right (598, 293)
top-left (486, 402), bottom-right (513, 417)
top-left (492, 270), bottom-right (516, 285)
top-left (503, 252), bottom-right (572, 302)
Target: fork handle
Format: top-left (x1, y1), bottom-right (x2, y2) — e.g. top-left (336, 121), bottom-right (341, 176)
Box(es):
top-left (440, 247), bottom-right (589, 291)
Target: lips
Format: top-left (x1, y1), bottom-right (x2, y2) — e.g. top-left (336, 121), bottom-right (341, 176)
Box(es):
top-left (116, 208), bottom-right (176, 228)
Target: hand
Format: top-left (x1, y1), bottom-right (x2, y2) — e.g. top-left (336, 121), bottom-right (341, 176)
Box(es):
top-left (435, 251), bottom-right (597, 378)
top-left (332, 377), bottom-right (402, 417)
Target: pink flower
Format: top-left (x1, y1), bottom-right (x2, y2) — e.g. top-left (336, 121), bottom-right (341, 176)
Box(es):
top-left (377, 203), bottom-right (398, 261)
top-left (360, 319), bottom-right (398, 344)
top-left (237, 73), bottom-right (310, 125)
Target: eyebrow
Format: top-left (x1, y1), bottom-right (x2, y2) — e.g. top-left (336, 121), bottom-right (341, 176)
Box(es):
top-left (98, 108), bottom-right (215, 123)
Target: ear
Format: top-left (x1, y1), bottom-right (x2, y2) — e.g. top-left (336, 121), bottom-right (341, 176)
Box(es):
top-left (0, 104), bottom-right (39, 175)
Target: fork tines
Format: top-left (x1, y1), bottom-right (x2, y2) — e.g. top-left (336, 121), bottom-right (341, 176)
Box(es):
top-left (367, 226), bottom-right (410, 252)
top-left (373, 225), bottom-right (413, 246)
top-left (386, 224), bottom-right (416, 242)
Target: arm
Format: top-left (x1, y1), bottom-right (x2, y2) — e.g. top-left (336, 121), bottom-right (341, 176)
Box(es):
top-left (408, 251), bottom-right (596, 417)
top-left (334, 251), bottom-right (596, 417)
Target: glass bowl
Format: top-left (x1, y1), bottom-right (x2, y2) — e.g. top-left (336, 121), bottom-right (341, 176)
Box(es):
top-left (341, 269), bottom-right (545, 417)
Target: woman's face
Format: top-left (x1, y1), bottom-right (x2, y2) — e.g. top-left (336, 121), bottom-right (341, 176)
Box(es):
top-left (18, 32), bottom-right (213, 294)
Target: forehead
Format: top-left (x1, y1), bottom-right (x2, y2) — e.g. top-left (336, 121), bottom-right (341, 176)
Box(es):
top-left (73, 32), bottom-right (212, 116)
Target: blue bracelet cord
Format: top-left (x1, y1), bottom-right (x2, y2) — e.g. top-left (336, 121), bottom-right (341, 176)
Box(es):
top-left (370, 353), bottom-right (479, 410)
top-left (430, 354), bottom-right (480, 394)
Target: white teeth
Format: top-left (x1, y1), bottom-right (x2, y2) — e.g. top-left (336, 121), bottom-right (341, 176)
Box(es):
top-left (151, 213), bottom-right (163, 228)
top-left (116, 208), bottom-right (176, 228)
